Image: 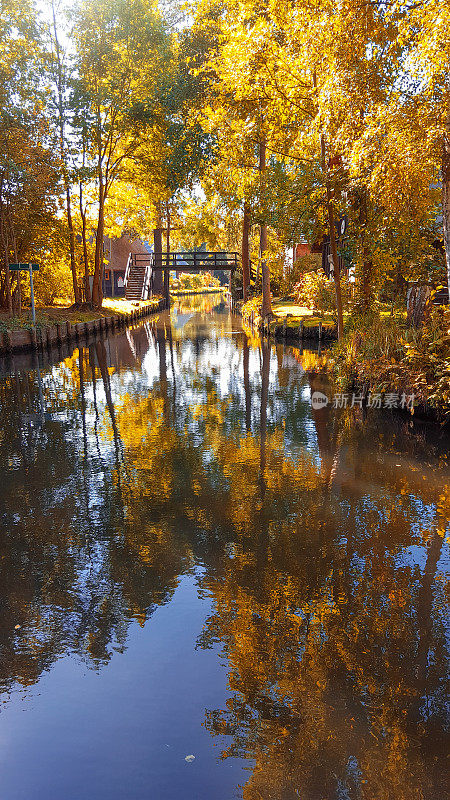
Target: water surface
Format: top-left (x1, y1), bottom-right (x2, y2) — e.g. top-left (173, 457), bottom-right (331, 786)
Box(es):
top-left (0, 294), bottom-right (448, 800)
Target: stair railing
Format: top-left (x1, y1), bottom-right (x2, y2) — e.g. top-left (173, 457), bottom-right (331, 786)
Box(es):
top-left (124, 253), bottom-right (132, 288)
top-left (141, 256), bottom-right (153, 300)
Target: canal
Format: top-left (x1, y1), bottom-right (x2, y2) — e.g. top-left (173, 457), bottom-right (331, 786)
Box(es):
top-left (0, 293), bottom-right (448, 800)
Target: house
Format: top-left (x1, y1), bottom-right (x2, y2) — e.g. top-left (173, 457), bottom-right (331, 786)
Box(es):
top-left (291, 241), bottom-right (321, 273)
top-left (293, 241), bottom-right (312, 261)
top-left (102, 234), bottom-right (153, 298)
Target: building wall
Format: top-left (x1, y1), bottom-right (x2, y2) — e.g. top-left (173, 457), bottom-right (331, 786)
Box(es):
top-left (294, 242), bottom-right (311, 260)
top-left (292, 242), bottom-right (321, 271)
top-left (102, 234), bottom-right (153, 298)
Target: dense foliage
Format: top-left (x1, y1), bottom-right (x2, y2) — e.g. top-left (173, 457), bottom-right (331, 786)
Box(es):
top-left (331, 309), bottom-right (450, 416)
top-left (170, 271), bottom-right (221, 290)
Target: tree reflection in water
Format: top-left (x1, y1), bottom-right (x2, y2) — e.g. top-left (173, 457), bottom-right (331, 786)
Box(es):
top-left (0, 297), bottom-right (448, 799)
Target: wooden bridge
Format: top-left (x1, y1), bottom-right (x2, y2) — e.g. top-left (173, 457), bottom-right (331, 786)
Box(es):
top-left (125, 251), bottom-right (241, 301)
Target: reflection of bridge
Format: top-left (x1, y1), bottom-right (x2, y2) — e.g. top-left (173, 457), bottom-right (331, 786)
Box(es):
top-left (125, 251), bottom-right (240, 301)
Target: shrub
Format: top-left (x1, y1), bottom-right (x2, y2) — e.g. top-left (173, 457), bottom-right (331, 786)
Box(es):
top-left (279, 254), bottom-right (320, 296)
top-left (171, 271), bottom-right (221, 290)
top-left (242, 295), bottom-right (262, 323)
top-left (293, 269), bottom-right (335, 314)
top-left (401, 307), bottom-right (450, 412)
top-left (28, 258), bottom-right (74, 306)
top-left (331, 308), bottom-right (450, 415)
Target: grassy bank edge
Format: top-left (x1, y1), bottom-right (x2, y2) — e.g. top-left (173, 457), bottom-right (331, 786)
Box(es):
top-left (170, 287), bottom-right (226, 297)
top-left (0, 297), bottom-right (163, 333)
top-left (241, 296), bottom-right (450, 418)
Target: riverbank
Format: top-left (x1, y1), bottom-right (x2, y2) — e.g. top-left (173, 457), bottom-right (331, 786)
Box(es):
top-left (170, 287), bottom-right (226, 297)
top-left (0, 296), bottom-right (167, 356)
top-left (241, 296), bottom-right (338, 341)
top-left (330, 309), bottom-right (450, 419)
top-left (239, 296), bottom-right (450, 419)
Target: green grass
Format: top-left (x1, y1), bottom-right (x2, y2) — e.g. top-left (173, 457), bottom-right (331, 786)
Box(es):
top-left (0, 297), bottom-right (162, 333)
top-left (270, 299), bottom-right (338, 330)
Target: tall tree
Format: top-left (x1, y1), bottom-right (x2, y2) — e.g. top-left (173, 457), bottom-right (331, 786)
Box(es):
top-left (393, 0), bottom-right (450, 297)
top-left (48, 0), bottom-right (80, 305)
top-left (0, 0), bottom-right (58, 313)
top-left (73, 0), bottom-right (171, 307)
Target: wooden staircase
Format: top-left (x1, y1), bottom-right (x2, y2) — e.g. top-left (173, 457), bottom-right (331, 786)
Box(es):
top-left (125, 265), bottom-right (147, 300)
top-left (124, 254), bottom-right (153, 301)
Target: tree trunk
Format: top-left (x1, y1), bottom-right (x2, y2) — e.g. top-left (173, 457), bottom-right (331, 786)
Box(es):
top-left (328, 207), bottom-right (344, 340)
top-left (442, 129), bottom-right (450, 300)
top-left (242, 202), bottom-right (250, 301)
top-left (11, 230), bottom-right (20, 315)
top-left (359, 191), bottom-right (373, 309)
top-left (95, 340), bottom-right (121, 463)
top-left (153, 200), bottom-right (163, 296)
top-left (413, 523), bottom-right (444, 722)
top-left (259, 140), bottom-right (272, 318)
top-left (67, 187), bottom-right (80, 305)
top-left (16, 273), bottom-right (22, 316)
top-left (4, 262), bottom-right (12, 314)
top-left (78, 347), bottom-right (88, 455)
top-left (0, 192), bottom-right (12, 314)
top-left (362, 259), bottom-right (373, 306)
top-left (157, 323), bottom-right (168, 419)
top-left (165, 201), bottom-right (170, 302)
top-left (51, 3), bottom-right (80, 306)
top-left (165, 201), bottom-right (171, 269)
top-left (320, 134), bottom-right (344, 340)
top-left (79, 182), bottom-right (91, 305)
top-left (308, 373), bottom-right (333, 484)
top-left (92, 172), bottom-right (105, 308)
top-left (406, 283), bottom-right (432, 326)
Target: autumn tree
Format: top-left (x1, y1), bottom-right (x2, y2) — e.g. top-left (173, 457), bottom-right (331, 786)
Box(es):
top-left (387, 0), bottom-right (450, 297)
top-left (192, 11), bottom-right (275, 314)
top-left (73, 0), bottom-right (171, 307)
top-left (0, 0), bottom-right (62, 313)
top-left (47, 0), bottom-right (81, 304)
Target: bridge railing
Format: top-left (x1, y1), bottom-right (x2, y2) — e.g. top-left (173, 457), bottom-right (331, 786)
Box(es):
top-left (132, 251), bottom-right (239, 272)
